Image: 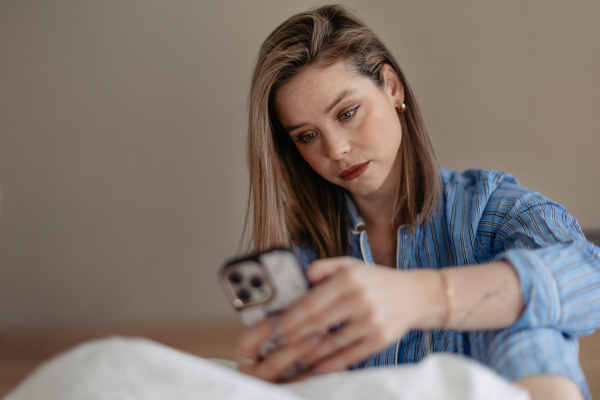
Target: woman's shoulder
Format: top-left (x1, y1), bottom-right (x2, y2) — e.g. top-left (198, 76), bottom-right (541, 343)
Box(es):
top-left (438, 167), bottom-right (552, 216)
top-left (438, 167), bottom-right (567, 223)
top-left (440, 168), bottom-right (519, 194)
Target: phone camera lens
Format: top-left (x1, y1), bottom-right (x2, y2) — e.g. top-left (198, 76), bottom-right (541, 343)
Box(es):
top-left (229, 272), bottom-right (242, 284)
top-left (238, 290), bottom-right (251, 302)
top-left (250, 276), bottom-right (263, 288)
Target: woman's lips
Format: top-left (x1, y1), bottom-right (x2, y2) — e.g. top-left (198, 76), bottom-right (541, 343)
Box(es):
top-left (339, 161), bottom-right (370, 181)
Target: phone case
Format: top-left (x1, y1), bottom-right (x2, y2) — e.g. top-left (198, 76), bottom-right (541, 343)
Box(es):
top-left (219, 248), bottom-right (310, 360)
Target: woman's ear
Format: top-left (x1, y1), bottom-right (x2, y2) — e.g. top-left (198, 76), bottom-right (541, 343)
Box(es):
top-left (381, 63), bottom-right (404, 105)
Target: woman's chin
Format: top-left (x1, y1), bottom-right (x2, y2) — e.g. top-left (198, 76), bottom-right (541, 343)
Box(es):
top-left (341, 181), bottom-right (384, 198)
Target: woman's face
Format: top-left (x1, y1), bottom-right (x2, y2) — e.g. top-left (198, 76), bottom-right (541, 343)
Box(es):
top-left (274, 61), bottom-right (404, 200)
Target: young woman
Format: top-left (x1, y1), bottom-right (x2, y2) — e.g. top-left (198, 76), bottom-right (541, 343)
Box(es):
top-left (236, 5), bottom-right (600, 399)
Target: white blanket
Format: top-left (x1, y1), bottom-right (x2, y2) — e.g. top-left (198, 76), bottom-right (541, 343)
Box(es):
top-left (5, 337), bottom-right (529, 400)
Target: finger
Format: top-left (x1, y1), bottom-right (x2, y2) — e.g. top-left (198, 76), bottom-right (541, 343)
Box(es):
top-left (278, 283), bottom-right (342, 334)
top-left (284, 291), bottom-right (367, 344)
top-left (237, 354), bottom-right (259, 376)
top-left (251, 333), bottom-right (322, 382)
top-left (237, 317), bottom-right (281, 361)
top-left (237, 340), bottom-right (266, 378)
top-left (311, 319), bottom-right (404, 373)
top-left (312, 338), bottom-right (381, 374)
top-left (300, 321), bottom-right (365, 367)
top-left (307, 256), bottom-right (359, 283)
top-left (278, 271), bottom-right (360, 341)
top-left (240, 268), bottom-right (353, 362)
top-left (279, 367), bottom-right (318, 383)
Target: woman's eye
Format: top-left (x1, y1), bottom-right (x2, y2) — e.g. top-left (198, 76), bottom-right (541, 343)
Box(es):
top-left (297, 132), bottom-right (316, 143)
top-left (339, 107), bottom-right (359, 121)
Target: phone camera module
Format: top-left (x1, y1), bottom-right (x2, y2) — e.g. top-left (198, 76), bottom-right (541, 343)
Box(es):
top-left (250, 276), bottom-right (263, 288)
top-left (238, 290), bottom-right (251, 302)
top-left (229, 272), bottom-right (242, 284)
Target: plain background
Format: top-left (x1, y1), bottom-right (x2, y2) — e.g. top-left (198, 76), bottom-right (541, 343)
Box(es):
top-left (0, 0), bottom-right (599, 330)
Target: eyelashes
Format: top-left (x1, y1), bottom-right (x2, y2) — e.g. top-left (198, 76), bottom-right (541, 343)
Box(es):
top-left (294, 106), bottom-right (360, 145)
top-left (296, 132), bottom-right (316, 143)
top-left (339, 106), bottom-right (359, 121)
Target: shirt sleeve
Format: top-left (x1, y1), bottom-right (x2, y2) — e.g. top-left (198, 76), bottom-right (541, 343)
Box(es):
top-left (468, 327), bottom-right (590, 400)
top-left (482, 181), bottom-right (600, 336)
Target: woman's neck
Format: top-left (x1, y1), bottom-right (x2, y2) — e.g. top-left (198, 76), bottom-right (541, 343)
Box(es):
top-left (351, 179), bottom-right (399, 229)
top-left (351, 148), bottom-right (403, 229)
top-left (351, 179), bottom-right (400, 268)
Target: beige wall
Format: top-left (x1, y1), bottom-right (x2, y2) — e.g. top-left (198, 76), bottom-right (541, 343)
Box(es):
top-left (0, 0), bottom-right (598, 330)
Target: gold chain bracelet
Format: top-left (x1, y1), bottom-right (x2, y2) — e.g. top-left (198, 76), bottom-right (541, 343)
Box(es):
top-left (439, 270), bottom-right (455, 328)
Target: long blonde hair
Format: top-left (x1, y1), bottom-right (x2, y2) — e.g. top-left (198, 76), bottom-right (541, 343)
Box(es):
top-left (242, 5), bottom-right (441, 258)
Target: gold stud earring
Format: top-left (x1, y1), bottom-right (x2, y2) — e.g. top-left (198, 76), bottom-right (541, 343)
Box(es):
top-left (395, 100), bottom-right (406, 113)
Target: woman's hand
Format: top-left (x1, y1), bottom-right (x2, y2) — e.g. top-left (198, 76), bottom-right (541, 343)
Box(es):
top-left (236, 256), bottom-right (446, 382)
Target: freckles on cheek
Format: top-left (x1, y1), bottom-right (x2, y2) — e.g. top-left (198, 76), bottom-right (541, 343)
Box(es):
top-left (361, 114), bottom-right (390, 146)
top-left (369, 110), bottom-right (401, 146)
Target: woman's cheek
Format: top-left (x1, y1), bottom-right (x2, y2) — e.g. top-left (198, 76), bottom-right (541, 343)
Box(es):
top-left (299, 151), bottom-right (333, 183)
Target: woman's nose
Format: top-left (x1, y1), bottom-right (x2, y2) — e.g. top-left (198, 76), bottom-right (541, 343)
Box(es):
top-left (323, 132), bottom-right (350, 161)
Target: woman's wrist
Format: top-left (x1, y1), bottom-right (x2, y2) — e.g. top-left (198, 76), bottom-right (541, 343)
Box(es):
top-left (409, 270), bottom-right (448, 330)
top-left (411, 262), bottom-right (525, 331)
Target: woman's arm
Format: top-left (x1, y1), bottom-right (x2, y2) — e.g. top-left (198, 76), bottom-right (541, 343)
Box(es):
top-left (276, 236), bottom-right (600, 337)
top-left (412, 260), bottom-right (525, 331)
top-left (478, 182), bottom-right (600, 335)
top-left (238, 183), bottom-right (600, 384)
top-left (515, 375), bottom-right (584, 400)
top-left (236, 250), bottom-right (594, 386)
top-left (236, 257), bottom-right (526, 380)
top-left (280, 258), bottom-right (528, 335)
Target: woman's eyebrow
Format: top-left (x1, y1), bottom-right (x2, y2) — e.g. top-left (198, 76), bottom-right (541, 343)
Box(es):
top-left (285, 88), bottom-right (359, 133)
top-left (325, 88), bottom-right (359, 114)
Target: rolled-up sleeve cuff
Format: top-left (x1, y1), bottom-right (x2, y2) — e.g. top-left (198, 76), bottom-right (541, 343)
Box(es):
top-left (494, 249), bottom-right (561, 331)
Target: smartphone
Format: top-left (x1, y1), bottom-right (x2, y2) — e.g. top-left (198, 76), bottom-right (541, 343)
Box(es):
top-left (219, 248), bottom-right (310, 379)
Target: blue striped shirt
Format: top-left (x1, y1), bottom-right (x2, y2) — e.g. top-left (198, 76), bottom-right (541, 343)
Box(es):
top-left (293, 169), bottom-right (600, 400)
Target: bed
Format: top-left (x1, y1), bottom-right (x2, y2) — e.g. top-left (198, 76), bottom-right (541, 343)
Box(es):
top-left (1, 319), bottom-right (599, 399)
